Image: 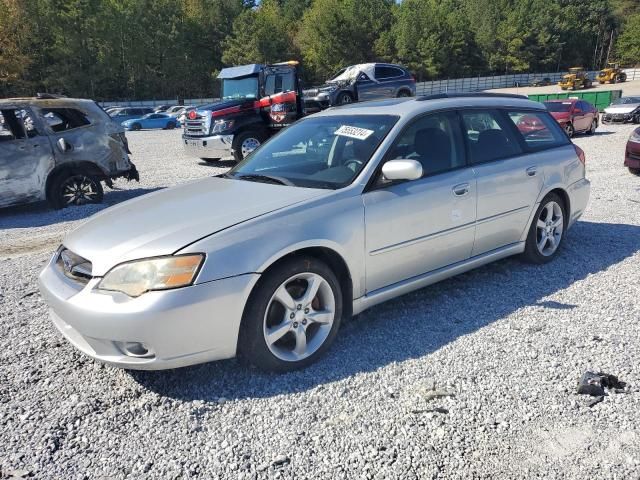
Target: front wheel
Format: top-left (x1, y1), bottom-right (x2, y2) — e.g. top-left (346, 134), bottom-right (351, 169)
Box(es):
top-left (131, 123), bottom-right (141, 131)
top-left (167, 122), bottom-right (176, 130)
top-left (232, 131), bottom-right (265, 162)
top-left (336, 92), bottom-right (354, 105)
top-left (48, 172), bottom-right (104, 209)
top-left (522, 193), bottom-right (566, 264)
top-left (238, 256), bottom-right (343, 372)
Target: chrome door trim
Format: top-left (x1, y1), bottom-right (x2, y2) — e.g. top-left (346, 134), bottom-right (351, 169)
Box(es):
top-left (353, 241), bottom-right (525, 315)
top-left (369, 221), bottom-right (476, 256)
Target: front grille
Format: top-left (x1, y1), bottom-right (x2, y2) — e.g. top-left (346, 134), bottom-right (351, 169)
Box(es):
top-left (184, 111), bottom-right (210, 137)
top-left (56, 248), bottom-right (92, 285)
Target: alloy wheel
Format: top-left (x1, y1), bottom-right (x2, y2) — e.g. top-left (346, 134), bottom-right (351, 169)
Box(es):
top-left (263, 272), bottom-right (336, 362)
top-left (61, 175), bottom-right (101, 206)
top-left (536, 201), bottom-right (564, 257)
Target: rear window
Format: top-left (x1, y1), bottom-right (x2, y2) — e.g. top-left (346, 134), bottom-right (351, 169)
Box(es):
top-left (41, 108), bottom-right (90, 132)
top-left (544, 102), bottom-right (572, 112)
top-left (507, 111), bottom-right (570, 150)
top-left (375, 66), bottom-right (405, 80)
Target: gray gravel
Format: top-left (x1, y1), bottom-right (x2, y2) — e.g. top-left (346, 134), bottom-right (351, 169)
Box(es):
top-left (2, 125), bottom-right (640, 479)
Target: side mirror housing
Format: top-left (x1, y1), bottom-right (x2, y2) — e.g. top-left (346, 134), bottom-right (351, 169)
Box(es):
top-left (381, 159), bottom-right (423, 181)
top-left (57, 137), bottom-right (72, 153)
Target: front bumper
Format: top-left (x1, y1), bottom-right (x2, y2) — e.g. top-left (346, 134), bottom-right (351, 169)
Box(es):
top-left (38, 252), bottom-right (259, 370)
top-left (182, 134), bottom-right (234, 159)
top-left (625, 144), bottom-right (640, 169)
top-left (304, 96), bottom-right (331, 114)
top-left (602, 112), bottom-right (638, 124)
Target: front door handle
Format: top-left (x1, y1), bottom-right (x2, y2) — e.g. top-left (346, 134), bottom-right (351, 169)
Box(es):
top-left (526, 166), bottom-right (537, 177)
top-left (452, 183), bottom-right (470, 196)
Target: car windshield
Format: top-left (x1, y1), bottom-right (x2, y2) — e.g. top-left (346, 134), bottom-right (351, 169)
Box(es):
top-left (544, 102), bottom-right (572, 112)
top-left (222, 76), bottom-right (259, 100)
top-left (228, 115), bottom-right (399, 189)
top-left (612, 97), bottom-right (640, 105)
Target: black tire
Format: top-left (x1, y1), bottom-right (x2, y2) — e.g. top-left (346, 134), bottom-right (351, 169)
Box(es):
top-left (167, 122), bottom-right (176, 130)
top-left (564, 122), bottom-right (575, 138)
top-left (629, 167), bottom-right (640, 176)
top-left (232, 130), bottom-right (266, 162)
top-left (522, 192), bottom-right (567, 264)
top-left (336, 92), bottom-right (354, 105)
top-left (616, 73), bottom-right (626, 83)
top-left (131, 123), bottom-right (141, 131)
top-left (397, 90), bottom-right (411, 98)
top-left (238, 256), bottom-right (343, 372)
top-left (48, 171), bottom-right (104, 209)
top-left (587, 118), bottom-right (597, 135)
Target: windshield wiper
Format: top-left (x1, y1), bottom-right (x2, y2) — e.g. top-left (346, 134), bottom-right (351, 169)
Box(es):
top-left (234, 174), bottom-right (295, 186)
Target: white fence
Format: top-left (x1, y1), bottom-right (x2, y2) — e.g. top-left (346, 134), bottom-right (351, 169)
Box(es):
top-left (99, 98), bottom-right (218, 108)
top-left (415, 68), bottom-right (640, 95)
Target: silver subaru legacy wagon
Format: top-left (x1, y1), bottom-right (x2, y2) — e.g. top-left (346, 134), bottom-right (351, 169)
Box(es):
top-left (39, 94), bottom-right (590, 372)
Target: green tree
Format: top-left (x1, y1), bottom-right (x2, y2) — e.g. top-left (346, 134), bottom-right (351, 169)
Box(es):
top-left (0, 0), bottom-right (30, 90)
top-left (616, 13), bottom-right (640, 65)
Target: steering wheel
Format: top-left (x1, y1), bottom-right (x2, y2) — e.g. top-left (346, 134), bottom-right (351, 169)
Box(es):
top-left (344, 158), bottom-right (363, 171)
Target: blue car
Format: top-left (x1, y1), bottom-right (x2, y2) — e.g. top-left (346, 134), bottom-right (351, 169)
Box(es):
top-left (109, 107), bottom-right (154, 124)
top-left (122, 113), bottom-right (180, 131)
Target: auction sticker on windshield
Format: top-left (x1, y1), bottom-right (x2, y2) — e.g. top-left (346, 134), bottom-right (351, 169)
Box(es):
top-left (334, 125), bottom-right (374, 140)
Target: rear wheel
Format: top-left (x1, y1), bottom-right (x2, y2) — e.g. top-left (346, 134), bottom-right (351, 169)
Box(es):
top-left (564, 122), bottom-right (575, 138)
top-left (167, 122), bottom-right (176, 130)
top-left (616, 73), bottom-right (627, 83)
top-left (232, 130), bottom-right (265, 162)
top-left (238, 256), bottom-right (343, 372)
top-left (522, 193), bottom-right (566, 264)
top-left (397, 90), bottom-right (411, 98)
top-left (48, 171), bottom-right (104, 209)
top-left (629, 167), bottom-right (640, 176)
top-left (587, 118), bottom-right (597, 135)
top-left (131, 123), bottom-right (141, 131)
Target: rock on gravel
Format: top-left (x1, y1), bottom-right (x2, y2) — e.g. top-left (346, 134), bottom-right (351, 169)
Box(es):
top-left (1, 125), bottom-right (640, 479)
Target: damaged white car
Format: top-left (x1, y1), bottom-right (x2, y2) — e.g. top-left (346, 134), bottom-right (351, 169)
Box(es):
top-left (0, 94), bottom-right (138, 209)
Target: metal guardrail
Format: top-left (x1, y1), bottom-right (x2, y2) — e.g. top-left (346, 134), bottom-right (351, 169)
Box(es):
top-left (415, 68), bottom-right (640, 96)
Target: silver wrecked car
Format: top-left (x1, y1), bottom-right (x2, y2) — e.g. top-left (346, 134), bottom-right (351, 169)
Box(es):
top-left (0, 95), bottom-right (138, 209)
top-left (38, 93), bottom-right (590, 372)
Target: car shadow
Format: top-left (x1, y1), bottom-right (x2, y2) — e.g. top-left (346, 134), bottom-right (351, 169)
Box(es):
top-left (131, 220), bottom-right (640, 401)
top-left (197, 159), bottom-right (237, 168)
top-left (0, 187), bottom-right (161, 229)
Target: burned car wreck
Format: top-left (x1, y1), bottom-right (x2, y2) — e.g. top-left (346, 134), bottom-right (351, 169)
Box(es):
top-left (303, 63), bottom-right (415, 113)
top-left (0, 95), bottom-right (138, 209)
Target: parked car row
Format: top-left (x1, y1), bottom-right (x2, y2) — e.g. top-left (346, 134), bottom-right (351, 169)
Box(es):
top-left (104, 105), bottom-right (200, 130)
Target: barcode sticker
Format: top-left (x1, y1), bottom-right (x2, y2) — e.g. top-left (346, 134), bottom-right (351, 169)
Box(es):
top-left (334, 125), bottom-right (374, 140)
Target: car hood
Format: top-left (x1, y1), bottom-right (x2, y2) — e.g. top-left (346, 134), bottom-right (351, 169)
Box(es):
top-left (604, 104), bottom-right (639, 114)
top-left (63, 178), bottom-right (326, 276)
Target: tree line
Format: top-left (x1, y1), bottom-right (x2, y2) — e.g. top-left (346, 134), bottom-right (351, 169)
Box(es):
top-left (1, 0), bottom-right (639, 101)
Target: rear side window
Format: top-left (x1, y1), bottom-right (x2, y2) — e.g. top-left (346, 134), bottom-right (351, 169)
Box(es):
top-left (0, 108), bottom-right (39, 141)
top-left (41, 108), bottom-right (90, 132)
top-left (507, 111), bottom-right (570, 150)
top-left (375, 66), bottom-right (404, 80)
top-left (460, 110), bottom-right (523, 164)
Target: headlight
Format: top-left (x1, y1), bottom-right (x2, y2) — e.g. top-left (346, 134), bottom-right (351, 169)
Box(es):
top-left (630, 129), bottom-right (640, 144)
top-left (97, 254), bottom-right (204, 297)
top-left (212, 119), bottom-right (234, 133)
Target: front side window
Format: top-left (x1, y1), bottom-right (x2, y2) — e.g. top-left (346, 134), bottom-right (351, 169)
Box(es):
top-left (387, 111), bottom-right (465, 177)
top-left (460, 110), bottom-right (522, 164)
top-left (222, 76), bottom-right (259, 100)
top-left (507, 111), bottom-right (569, 150)
top-left (229, 115), bottom-right (398, 189)
top-left (41, 108), bottom-right (90, 132)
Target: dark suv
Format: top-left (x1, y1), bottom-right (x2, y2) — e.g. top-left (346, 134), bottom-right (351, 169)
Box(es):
top-left (303, 63), bottom-right (415, 112)
top-left (0, 96), bottom-right (138, 209)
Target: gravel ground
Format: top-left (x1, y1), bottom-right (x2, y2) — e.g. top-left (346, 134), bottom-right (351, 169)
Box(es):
top-left (1, 125), bottom-right (640, 479)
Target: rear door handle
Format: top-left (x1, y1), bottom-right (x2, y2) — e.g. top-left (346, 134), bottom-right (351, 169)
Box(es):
top-left (526, 166), bottom-right (537, 177)
top-left (452, 183), bottom-right (470, 196)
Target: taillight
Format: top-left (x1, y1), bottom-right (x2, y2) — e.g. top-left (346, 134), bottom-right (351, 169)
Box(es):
top-left (574, 144), bottom-right (586, 165)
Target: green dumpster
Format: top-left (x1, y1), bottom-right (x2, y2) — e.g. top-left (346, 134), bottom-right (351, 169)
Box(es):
top-left (528, 90), bottom-right (622, 111)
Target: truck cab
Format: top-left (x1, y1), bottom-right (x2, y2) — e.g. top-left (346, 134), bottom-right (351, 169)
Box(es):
top-left (182, 61), bottom-right (304, 162)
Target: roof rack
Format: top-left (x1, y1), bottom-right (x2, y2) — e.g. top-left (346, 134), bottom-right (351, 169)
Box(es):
top-left (416, 92), bottom-right (528, 101)
top-left (35, 92), bottom-right (66, 99)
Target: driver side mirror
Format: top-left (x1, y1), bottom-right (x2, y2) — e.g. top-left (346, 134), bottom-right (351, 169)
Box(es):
top-left (381, 159), bottom-right (423, 181)
top-left (57, 137), bottom-right (72, 153)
